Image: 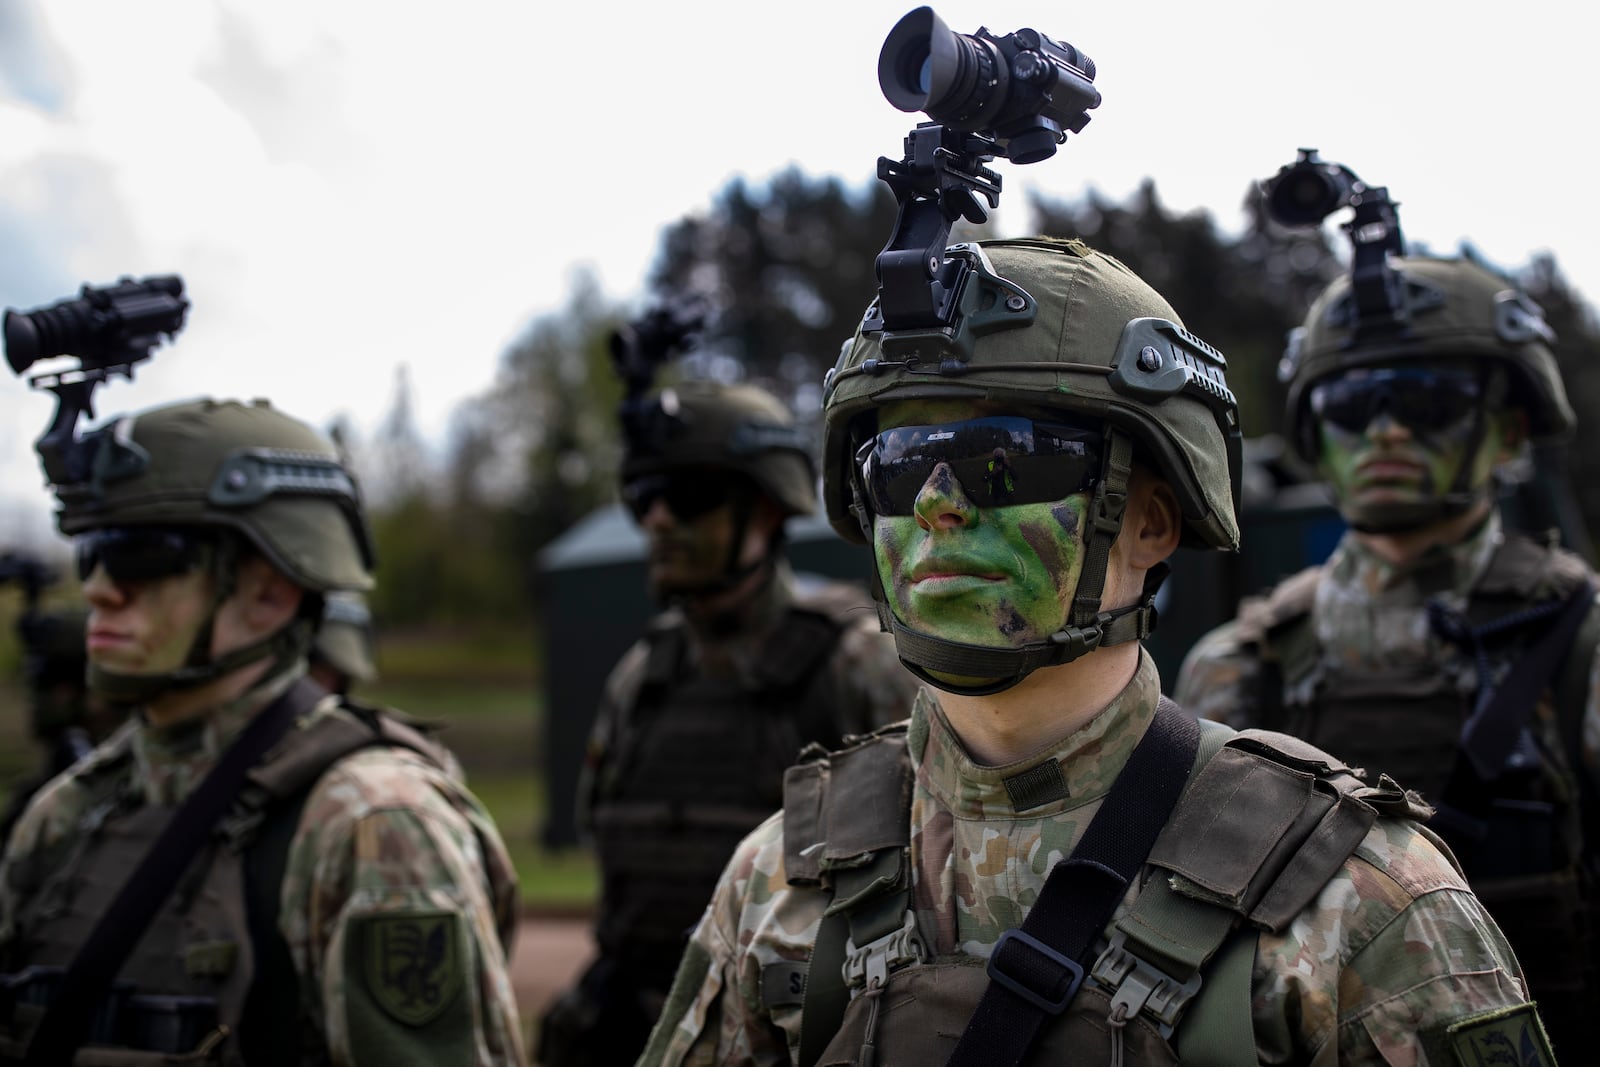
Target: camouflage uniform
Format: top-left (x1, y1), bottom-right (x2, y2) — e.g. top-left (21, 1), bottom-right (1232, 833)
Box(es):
top-left (640, 239), bottom-right (1551, 1064)
top-left (645, 655), bottom-right (1533, 1065)
top-left (1177, 509), bottom-right (1599, 754)
top-left (1, 678), bottom-right (524, 1065)
top-left (0, 397), bottom-right (527, 1066)
top-left (1176, 254), bottom-right (1596, 1054)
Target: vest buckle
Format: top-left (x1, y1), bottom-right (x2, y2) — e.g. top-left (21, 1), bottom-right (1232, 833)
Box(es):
top-left (842, 910), bottom-right (925, 992)
top-left (1089, 931), bottom-right (1202, 1039)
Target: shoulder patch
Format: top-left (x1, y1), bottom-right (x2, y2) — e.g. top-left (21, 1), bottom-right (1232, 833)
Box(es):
top-left (1445, 1003), bottom-right (1554, 1066)
top-left (357, 910), bottom-right (464, 1026)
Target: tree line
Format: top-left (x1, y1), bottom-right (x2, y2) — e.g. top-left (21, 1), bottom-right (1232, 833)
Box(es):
top-left (344, 168), bottom-right (1600, 627)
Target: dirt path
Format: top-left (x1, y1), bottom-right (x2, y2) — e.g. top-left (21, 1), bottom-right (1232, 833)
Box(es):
top-left (511, 913), bottom-right (596, 1025)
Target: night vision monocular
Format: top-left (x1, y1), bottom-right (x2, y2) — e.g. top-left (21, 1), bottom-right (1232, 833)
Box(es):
top-left (878, 6), bottom-right (1099, 165)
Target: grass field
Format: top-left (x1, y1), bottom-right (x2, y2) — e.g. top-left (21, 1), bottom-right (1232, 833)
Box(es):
top-left (0, 619), bottom-right (598, 914)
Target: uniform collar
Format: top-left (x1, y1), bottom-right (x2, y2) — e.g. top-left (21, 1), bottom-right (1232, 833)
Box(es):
top-left (131, 661), bottom-right (304, 807)
top-left (681, 560), bottom-right (796, 678)
top-left (906, 651), bottom-right (1162, 820)
top-left (1326, 508), bottom-right (1501, 601)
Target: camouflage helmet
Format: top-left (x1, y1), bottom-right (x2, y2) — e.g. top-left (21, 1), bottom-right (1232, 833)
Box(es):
top-left (823, 238), bottom-right (1241, 551)
top-left (621, 379), bottom-right (817, 517)
top-left (1282, 255), bottom-right (1575, 463)
top-left (311, 591), bottom-right (378, 684)
top-left (822, 238), bottom-right (1241, 692)
top-left (52, 398), bottom-right (375, 592)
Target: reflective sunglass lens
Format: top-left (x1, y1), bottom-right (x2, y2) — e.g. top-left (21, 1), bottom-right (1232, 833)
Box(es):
top-left (1311, 370), bottom-right (1480, 434)
top-left (623, 477), bottom-right (732, 522)
top-left (75, 528), bottom-right (210, 584)
top-left (858, 417), bottom-right (1101, 515)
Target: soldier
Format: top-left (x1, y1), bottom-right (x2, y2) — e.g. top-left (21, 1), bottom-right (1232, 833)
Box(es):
top-left (309, 591), bottom-right (379, 697)
top-left (1176, 253), bottom-right (1595, 1052)
top-left (0, 398), bottom-right (527, 1066)
top-left (538, 380), bottom-right (917, 1066)
top-left (639, 238), bottom-right (1552, 1065)
top-left (0, 598), bottom-right (124, 851)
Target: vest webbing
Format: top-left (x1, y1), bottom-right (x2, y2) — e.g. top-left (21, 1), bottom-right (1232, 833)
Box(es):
top-left (230, 700), bottom-right (455, 1065)
top-left (11, 689), bottom-right (454, 1067)
top-left (616, 599), bottom-right (854, 785)
top-left (782, 703), bottom-right (1385, 1066)
top-left (947, 698), bottom-right (1199, 1067)
top-left (1246, 535), bottom-right (1599, 851)
top-left (593, 598), bottom-right (855, 986)
top-left (20, 677), bottom-right (323, 1066)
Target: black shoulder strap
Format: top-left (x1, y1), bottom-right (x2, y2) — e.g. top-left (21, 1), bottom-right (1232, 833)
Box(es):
top-left (1453, 577), bottom-right (1597, 784)
top-left (947, 698), bottom-right (1199, 1067)
top-left (233, 697), bottom-right (448, 1065)
top-left (22, 676), bottom-right (323, 1067)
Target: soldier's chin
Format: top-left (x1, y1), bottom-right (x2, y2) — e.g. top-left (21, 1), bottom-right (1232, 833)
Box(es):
top-left (922, 667), bottom-right (1010, 692)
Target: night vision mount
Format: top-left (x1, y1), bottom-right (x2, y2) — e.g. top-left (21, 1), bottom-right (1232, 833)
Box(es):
top-left (4, 274), bottom-right (189, 490)
top-left (1261, 149), bottom-right (1418, 346)
top-left (608, 294), bottom-right (709, 456)
top-left (868, 7), bottom-right (1099, 358)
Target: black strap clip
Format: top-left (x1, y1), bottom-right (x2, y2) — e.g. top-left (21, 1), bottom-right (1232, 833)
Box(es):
top-left (986, 929), bottom-right (1085, 1015)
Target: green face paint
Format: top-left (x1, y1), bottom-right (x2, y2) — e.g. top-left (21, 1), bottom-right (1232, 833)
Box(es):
top-left (1318, 402), bottom-right (1504, 515)
top-left (870, 400), bottom-right (1092, 653)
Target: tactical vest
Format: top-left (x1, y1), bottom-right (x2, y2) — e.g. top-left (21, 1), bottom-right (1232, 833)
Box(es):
top-left (769, 714), bottom-right (1425, 1065)
top-left (1235, 530), bottom-right (1600, 1042)
top-left (591, 596), bottom-right (860, 992)
top-left (0, 691), bottom-right (457, 1066)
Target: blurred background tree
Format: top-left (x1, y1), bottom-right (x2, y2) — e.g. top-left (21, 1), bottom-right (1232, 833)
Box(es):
top-left (341, 167), bottom-right (1600, 605)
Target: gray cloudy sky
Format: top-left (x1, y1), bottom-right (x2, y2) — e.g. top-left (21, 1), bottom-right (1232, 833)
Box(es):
top-left (2, 0), bottom-right (1595, 545)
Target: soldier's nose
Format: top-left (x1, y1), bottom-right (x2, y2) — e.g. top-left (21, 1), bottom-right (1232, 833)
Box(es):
top-left (912, 462), bottom-right (978, 531)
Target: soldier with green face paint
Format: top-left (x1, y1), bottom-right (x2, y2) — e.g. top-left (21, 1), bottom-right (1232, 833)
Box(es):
top-left (1177, 247), bottom-right (1597, 1054)
top-left (538, 379), bottom-right (917, 1067)
top-left (638, 236), bottom-right (1553, 1066)
top-left (0, 397), bottom-right (526, 1066)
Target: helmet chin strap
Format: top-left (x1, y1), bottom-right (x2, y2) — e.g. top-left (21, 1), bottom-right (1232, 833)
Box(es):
top-left (87, 537), bottom-right (315, 706)
top-left (652, 487), bottom-right (779, 609)
top-left (863, 430), bottom-right (1165, 696)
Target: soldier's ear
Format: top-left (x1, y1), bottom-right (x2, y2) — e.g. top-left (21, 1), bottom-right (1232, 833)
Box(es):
top-left (1493, 407), bottom-right (1529, 460)
top-left (1119, 466), bottom-right (1182, 570)
top-left (232, 553), bottom-right (305, 635)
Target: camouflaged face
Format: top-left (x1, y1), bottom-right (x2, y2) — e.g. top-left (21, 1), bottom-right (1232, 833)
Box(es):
top-left (1284, 256), bottom-right (1575, 461)
top-left (639, 654), bottom-right (1539, 1065)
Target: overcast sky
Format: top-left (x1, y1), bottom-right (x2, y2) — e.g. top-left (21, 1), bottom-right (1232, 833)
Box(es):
top-left (3, 0), bottom-right (1595, 545)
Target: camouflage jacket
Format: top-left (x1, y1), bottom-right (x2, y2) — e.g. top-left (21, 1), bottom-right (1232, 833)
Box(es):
top-left (0, 665), bottom-right (527, 1066)
top-left (1173, 510), bottom-right (1600, 797)
top-left (579, 562), bottom-right (919, 829)
top-left (640, 654), bottom-right (1536, 1065)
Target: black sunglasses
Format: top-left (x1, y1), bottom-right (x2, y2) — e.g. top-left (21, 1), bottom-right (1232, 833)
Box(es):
top-left (1309, 367), bottom-right (1483, 436)
top-left (75, 527), bottom-right (215, 584)
top-left (855, 415), bottom-right (1103, 516)
top-left (622, 474), bottom-right (736, 523)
